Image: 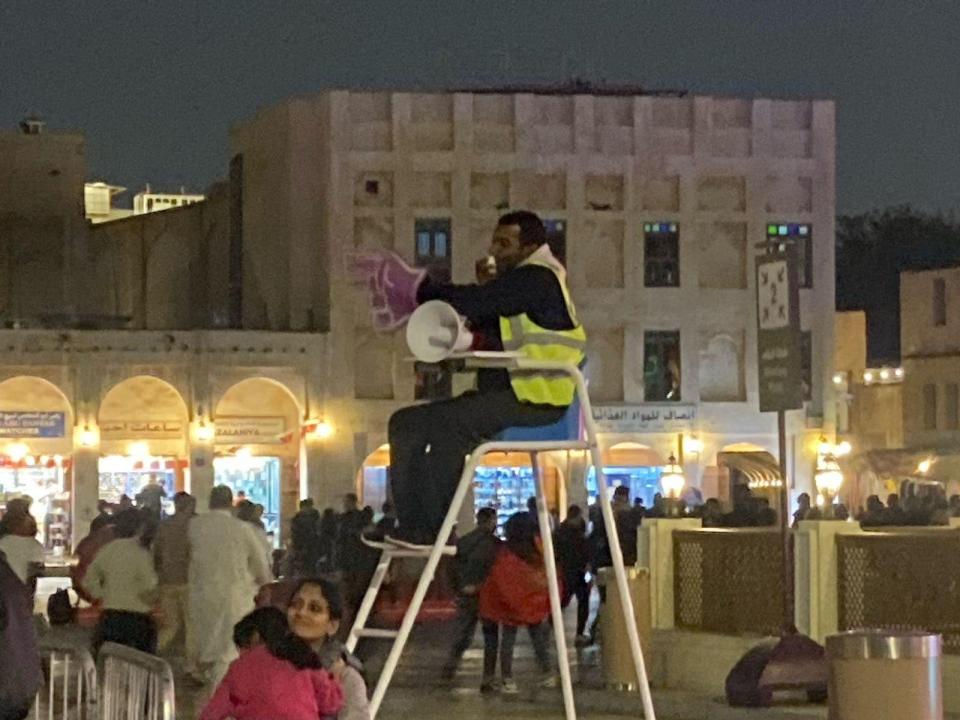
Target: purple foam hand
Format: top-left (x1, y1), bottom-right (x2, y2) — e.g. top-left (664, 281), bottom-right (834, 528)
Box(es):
top-left (347, 251), bottom-right (426, 331)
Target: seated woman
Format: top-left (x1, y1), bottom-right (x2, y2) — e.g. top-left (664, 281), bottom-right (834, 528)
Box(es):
top-left (201, 606), bottom-right (343, 720)
top-left (287, 578), bottom-right (371, 720)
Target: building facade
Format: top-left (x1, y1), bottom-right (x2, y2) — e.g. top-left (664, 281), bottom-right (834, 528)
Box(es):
top-left (230, 88), bottom-right (837, 511)
top-left (0, 124), bottom-right (326, 547)
top-left (901, 266), bottom-right (960, 449)
top-left (0, 89), bottom-right (838, 545)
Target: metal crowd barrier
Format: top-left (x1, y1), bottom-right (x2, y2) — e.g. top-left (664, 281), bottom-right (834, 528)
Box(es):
top-left (97, 642), bottom-right (175, 720)
top-left (33, 640), bottom-right (97, 720)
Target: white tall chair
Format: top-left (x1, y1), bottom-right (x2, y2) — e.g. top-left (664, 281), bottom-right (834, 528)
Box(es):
top-left (348, 354), bottom-right (656, 720)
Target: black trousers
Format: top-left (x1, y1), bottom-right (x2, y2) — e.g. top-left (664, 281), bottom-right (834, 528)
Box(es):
top-left (92, 610), bottom-right (157, 657)
top-left (561, 574), bottom-right (591, 636)
top-left (445, 595), bottom-right (479, 672)
top-left (388, 389), bottom-right (565, 538)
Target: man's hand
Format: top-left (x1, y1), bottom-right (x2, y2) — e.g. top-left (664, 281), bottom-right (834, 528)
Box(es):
top-left (348, 251), bottom-right (427, 331)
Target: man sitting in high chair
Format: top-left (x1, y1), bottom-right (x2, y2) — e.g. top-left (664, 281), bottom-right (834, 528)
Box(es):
top-left (356, 210), bottom-right (586, 545)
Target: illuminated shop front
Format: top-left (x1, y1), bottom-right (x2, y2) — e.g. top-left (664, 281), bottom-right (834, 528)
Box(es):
top-left (0, 377), bottom-right (75, 552)
top-left (586, 442), bottom-right (665, 507)
top-left (97, 376), bottom-right (189, 512)
top-left (358, 444), bottom-right (563, 532)
top-left (214, 378), bottom-right (304, 543)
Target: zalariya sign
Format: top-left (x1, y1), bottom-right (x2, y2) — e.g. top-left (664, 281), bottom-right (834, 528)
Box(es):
top-left (0, 411), bottom-right (66, 438)
top-left (591, 404), bottom-right (696, 433)
top-left (215, 416), bottom-right (286, 445)
top-left (755, 245), bottom-right (803, 412)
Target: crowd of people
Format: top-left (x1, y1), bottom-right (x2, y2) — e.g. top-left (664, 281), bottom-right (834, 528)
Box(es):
top-left (8, 469), bottom-right (960, 719)
top-left (0, 485), bottom-right (375, 720)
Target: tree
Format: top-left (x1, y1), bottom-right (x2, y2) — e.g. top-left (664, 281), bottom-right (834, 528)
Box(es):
top-left (836, 206), bottom-right (960, 361)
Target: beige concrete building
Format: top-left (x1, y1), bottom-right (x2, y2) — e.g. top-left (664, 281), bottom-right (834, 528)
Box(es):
top-left (0, 88), bottom-right (839, 544)
top-left (0, 124), bottom-right (328, 547)
top-left (901, 266), bottom-right (960, 449)
top-left (833, 311), bottom-right (903, 451)
top-left (230, 88), bottom-right (838, 512)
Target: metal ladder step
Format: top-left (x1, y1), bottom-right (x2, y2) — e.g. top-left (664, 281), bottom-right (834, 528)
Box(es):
top-left (361, 535), bottom-right (457, 557)
top-left (353, 628), bottom-right (400, 640)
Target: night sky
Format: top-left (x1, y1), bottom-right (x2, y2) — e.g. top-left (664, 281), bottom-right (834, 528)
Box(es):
top-left (3, 2), bottom-right (958, 215)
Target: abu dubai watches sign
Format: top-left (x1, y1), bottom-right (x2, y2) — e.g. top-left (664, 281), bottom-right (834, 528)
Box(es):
top-left (0, 412), bottom-right (66, 438)
top-left (591, 404), bottom-right (696, 433)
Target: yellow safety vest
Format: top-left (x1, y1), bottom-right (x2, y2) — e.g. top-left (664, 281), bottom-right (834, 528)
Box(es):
top-left (499, 248), bottom-right (587, 406)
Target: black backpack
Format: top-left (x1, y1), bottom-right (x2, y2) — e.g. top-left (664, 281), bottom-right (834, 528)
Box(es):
top-left (47, 588), bottom-right (75, 625)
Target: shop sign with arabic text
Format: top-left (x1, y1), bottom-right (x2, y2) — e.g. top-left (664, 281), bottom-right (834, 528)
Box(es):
top-left (591, 404), bottom-right (697, 433)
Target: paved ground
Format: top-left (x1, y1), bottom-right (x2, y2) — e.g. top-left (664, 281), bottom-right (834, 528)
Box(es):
top-left (41, 615), bottom-right (833, 720)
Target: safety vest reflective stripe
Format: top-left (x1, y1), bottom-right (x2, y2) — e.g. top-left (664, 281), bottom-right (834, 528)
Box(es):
top-left (499, 253), bottom-right (586, 407)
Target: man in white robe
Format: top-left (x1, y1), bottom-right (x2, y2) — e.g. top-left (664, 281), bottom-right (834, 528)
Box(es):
top-left (186, 485), bottom-right (273, 686)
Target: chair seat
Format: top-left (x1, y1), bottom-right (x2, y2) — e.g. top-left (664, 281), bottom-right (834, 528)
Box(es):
top-left (495, 397), bottom-right (581, 442)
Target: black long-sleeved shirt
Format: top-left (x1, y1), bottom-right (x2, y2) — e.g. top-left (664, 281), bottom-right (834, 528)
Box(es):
top-left (416, 263), bottom-right (575, 392)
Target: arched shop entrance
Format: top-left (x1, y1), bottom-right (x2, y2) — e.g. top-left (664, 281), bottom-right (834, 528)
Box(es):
top-left (0, 376), bottom-right (74, 552)
top-left (98, 377), bottom-right (189, 513)
top-left (214, 378), bottom-right (301, 544)
top-left (716, 442), bottom-right (781, 509)
top-left (357, 445), bottom-right (564, 532)
top-left (587, 442), bottom-right (665, 507)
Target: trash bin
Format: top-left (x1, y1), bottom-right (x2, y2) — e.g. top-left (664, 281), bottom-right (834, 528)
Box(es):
top-left (597, 566), bottom-right (651, 691)
top-left (826, 630), bottom-right (942, 720)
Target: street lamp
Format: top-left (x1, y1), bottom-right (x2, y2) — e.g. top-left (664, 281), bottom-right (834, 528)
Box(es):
top-left (815, 454), bottom-right (844, 514)
top-left (661, 454), bottom-right (686, 517)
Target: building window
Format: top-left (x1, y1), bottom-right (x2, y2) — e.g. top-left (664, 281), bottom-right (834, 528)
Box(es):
top-left (947, 383), bottom-right (959, 431)
top-left (766, 223), bottom-right (812, 289)
top-left (643, 330), bottom-right (681, 402)
top-left (933, 278), bottom-right (947, 326)
top-left (800, 331), bottom-right (812, 401)
top-left (414, 218), bottom-right (452, 283)
top-left (414, 361), bottom-right (452, 401)
top-left (544, 219), bottom-right (566, 265)
top-left (644, 222), bottom-right (679, 287)
top-left (923, 384), bottom-right (938, 431)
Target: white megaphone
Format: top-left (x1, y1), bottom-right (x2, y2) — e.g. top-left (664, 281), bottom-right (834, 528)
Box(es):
top-left (406, 300), bottom-right (474, 362)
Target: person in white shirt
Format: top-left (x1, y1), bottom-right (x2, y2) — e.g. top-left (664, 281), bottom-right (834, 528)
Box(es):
top-left (0, 511), bottom-right (44, 593)
top-left (187, 485), bottom-right (273, 687)
top-left (85, 508), bottom-right (159, 655)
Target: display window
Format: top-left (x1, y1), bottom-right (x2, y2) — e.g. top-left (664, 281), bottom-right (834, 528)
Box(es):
top-left (357, 445), bottom-right (561, 534)
top-left (214, 453), bottom-right (281, 540)
top-left (586, 466), bottom-right (663, 507)
top-left (0, 449), bottom-right (70, 552)
top-left (98, 454), bottom-right (182, 514)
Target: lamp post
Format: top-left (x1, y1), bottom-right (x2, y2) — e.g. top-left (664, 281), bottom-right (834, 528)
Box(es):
top-left (661, 454), bottom-right (685, 518)
top-left (814, 454), bottom-right (844, 518)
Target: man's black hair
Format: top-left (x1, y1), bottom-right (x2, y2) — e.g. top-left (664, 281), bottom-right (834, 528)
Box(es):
top-left (476, 507), bottom-right (497, 524)
top-left (497, 210), bottom-right (546, 248)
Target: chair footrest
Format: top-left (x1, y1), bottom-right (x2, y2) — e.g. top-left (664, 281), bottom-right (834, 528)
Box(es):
top-left (353, 628), bottom-right (400, 640)
top-left (362, 535), bottom-right (457, 557)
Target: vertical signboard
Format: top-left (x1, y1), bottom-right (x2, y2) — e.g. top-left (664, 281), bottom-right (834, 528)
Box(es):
top-left (756, 246), bottom-right (803, 412)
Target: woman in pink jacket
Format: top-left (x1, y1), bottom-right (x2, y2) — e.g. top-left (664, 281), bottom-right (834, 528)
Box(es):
top-left (200, 606), bottom-right (343, 720)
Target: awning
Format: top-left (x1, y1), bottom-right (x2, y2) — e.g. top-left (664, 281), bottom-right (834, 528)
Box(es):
top-left (718, 451), bottom-right (782, 489)
top-left (852, 447), bottom-right (960, 484)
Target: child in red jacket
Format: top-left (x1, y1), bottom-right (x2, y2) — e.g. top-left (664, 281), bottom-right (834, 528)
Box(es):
top-left (478, 512), bottom-right (557, 694)
top-left (200, 607), bottom-right (343, 720)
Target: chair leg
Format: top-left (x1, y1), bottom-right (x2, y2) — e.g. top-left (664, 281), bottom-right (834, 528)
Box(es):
top-left (587, 443), bottom-right (657, 720)
top-left (346, 553), bottom-right (394, 653)
top-left (531, 452), bottom-right (577, 720)
top-left (366, 451), bottom-right (484, 719)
